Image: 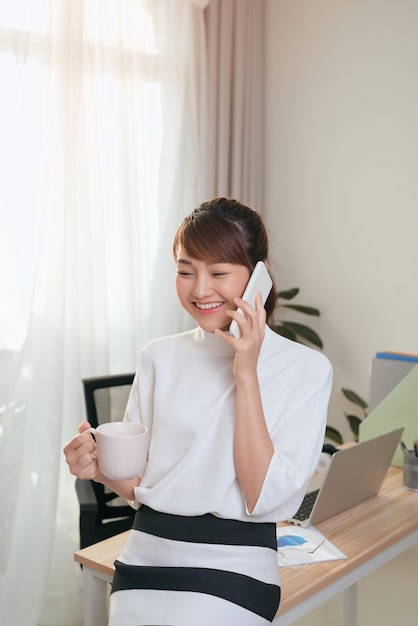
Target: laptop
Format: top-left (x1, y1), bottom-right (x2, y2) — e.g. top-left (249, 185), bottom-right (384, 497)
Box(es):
top-left (287, 427), bottom-right (404, 527)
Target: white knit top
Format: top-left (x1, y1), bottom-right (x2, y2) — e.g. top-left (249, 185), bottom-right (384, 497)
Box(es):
top-left (126, 325), bottom-right (333, 523)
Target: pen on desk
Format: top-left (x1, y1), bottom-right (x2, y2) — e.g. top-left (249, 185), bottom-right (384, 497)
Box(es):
top-left (400, 441), bottom-right (409, 456)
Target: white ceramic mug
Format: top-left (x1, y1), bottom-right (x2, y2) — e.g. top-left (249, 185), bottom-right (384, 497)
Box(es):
top-left (87, 422), bottom-right (148, 480)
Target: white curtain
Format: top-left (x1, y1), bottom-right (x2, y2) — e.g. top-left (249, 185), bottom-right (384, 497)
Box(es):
top-left (204, 0), bottom-right (265, 208)
top-left (0, 1), bottom-right (208, 625)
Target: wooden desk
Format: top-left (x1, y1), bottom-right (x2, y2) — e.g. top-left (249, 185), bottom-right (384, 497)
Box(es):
top-left (75, 466), bottom-right (418, 626)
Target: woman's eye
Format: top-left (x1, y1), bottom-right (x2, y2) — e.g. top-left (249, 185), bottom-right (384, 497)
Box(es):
top-left (212, 272), bottom-right (227, 277)
top-left (177, 271), bottom-right (193, 276)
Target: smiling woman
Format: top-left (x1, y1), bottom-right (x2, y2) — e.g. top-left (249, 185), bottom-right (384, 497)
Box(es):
top-left (173, 197), bottom-right (278, 324)
top-left (174, 255), bottom-right (250, 333)
top-left (64, 196), bottom-right (333, 625)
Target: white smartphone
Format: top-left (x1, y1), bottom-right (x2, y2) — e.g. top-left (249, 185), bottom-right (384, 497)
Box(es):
top-left (229, 261), bottom-right (273, 339)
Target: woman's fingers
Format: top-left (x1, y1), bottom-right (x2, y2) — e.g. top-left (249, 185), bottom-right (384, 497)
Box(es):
top-left (232, 293), bottom-right (266, 336)
top-left (63, 429), bottom-right (98, 479)
top-left (214, 293), bottom-right (265, 351)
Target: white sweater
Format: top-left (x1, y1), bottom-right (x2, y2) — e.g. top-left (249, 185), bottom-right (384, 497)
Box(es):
top-left (126, 325), bottom-right (333, 523)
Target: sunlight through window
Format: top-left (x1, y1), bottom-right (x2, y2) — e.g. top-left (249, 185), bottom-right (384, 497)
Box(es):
top-left (0, 2), bottom-right (162, 350)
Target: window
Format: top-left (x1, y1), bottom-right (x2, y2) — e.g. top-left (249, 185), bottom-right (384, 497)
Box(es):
top-left (0, 1), bottom-right (163, 350)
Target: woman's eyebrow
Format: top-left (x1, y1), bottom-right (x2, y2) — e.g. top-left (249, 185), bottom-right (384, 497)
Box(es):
top-left (176, 257), bottom-right (227, 267)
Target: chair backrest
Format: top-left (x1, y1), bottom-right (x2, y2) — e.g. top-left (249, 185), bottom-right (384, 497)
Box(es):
top-left (82, 373), bottom-right (135, 428)
top-left (82, 373), bottom-right (135, 515)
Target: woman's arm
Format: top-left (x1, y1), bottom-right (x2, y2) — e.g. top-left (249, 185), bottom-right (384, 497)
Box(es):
top-left (233, 371), bottom-right (274, 512)
top-left (216, 292), bottom-right (274, 512)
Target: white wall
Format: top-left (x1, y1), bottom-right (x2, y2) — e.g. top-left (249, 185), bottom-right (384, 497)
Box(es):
top-left (264, 0), bottom-right (418, 439)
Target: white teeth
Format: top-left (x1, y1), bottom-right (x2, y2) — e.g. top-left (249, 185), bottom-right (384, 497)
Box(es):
top-left (195, 302), bottom-right (223, 310)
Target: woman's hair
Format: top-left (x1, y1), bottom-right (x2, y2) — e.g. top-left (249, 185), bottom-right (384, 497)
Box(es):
top-left (173, 197), bottom-right (277, 321)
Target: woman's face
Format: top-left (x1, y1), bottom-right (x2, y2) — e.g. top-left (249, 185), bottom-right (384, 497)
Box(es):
top-left (175, 249), bottom-right (250, 333)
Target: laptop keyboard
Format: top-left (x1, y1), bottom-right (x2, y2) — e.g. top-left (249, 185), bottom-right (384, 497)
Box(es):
top-left (293, 489), bottom-right (320, 521)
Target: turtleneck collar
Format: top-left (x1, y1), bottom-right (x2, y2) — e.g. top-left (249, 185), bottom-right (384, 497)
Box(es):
top-left (193, 326), bottom-right (236, 357)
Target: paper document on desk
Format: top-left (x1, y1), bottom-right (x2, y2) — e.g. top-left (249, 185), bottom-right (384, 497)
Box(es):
top-left (276, 525), bottom-right (347, 567)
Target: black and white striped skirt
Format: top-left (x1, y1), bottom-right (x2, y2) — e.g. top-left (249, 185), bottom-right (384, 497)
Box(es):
top-left (109, 505), bottom-right (281, 625)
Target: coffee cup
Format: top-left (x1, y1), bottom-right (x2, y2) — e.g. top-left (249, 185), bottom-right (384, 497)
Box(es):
top-left (87, 422), bottom-right (148, 480)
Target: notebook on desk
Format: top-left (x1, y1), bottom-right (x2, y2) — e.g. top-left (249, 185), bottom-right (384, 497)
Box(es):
top-left (287, 428), bottom-right (404, 527)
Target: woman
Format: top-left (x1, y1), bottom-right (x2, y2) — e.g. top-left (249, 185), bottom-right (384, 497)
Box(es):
top-left (64, 197), bottom-right (333, 625)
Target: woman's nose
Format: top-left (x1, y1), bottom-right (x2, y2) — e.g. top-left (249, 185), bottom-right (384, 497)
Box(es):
top-left (192, 275), bottom-right (212, 298)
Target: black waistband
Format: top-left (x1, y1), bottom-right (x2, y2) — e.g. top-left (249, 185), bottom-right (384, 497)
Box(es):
top-left (112, 560), bottom-right (281, 621)
top-left (132, 505), bottom-right (277, 550)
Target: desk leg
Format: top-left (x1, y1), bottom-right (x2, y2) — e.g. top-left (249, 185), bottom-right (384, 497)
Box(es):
top-left (82, 566), bottom-right (109, 626)
top-left (343, 583), bottom-right (357, 626)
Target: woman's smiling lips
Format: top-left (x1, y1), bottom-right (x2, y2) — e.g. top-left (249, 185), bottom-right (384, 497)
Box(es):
top-left (193, 301), bottom-right (225, 314)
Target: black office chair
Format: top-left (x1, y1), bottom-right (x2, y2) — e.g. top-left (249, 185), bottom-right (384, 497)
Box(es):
top-left (75, 373), bottom-right (137, 549)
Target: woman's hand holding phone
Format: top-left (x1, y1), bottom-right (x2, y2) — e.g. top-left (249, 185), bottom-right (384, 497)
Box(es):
top-left (228, 261), bottom-right (272, 339)
top-left (215, 261), bottom-right (272, 378)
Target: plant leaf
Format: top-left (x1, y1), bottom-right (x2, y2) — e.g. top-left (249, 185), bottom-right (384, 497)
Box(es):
top-left (280, 321), bottom-right (323, 349)
top-left (342, 388), bottom-right (368, 410)
top-left (281, 304), bottom-right (320, 316)
top-left (269, 323), bottom-right (297, 342)
top-left (278, 288), bottom-right (299, 301)
top-left (325, 425), bottom-right (344, 444)
top-left (344, 413), bottom-right (362, 437)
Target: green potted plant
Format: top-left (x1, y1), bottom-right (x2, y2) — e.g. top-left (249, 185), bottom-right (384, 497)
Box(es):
top-left (270, 288), bottom-right (367, 444)
top-left (341, 388), bottom-right (368, 442)
top-left (270, 287), bottom-right (323, 349)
